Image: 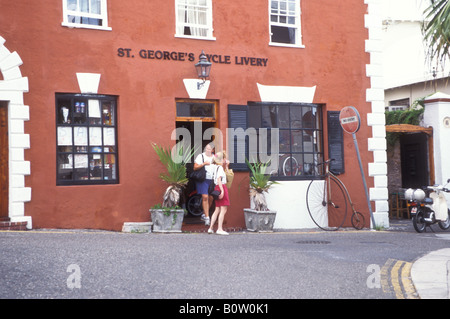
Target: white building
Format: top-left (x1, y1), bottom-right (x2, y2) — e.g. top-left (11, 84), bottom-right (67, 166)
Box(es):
top-left (382, 0), bottom-right (450, 109)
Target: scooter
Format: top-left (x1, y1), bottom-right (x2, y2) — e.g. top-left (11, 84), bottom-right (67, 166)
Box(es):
top-left (405, 179), bottom-right (450, 233)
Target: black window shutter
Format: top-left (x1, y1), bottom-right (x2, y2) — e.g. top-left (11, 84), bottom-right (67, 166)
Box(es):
top-left (228, 104), bottom-right (249, 171)
top-left (327, 111), bottom-right (345, 175)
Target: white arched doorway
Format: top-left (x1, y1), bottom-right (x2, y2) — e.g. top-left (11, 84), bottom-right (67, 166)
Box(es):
top-left (0, 35), bottom-right (31, 229)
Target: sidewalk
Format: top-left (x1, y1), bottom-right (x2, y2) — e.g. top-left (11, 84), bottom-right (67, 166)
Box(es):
top-left (411, 248), bottom-right (450, 299)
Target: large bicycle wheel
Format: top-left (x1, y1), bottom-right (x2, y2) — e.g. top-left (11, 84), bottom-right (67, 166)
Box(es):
top-left (306, 177), bottom-right (348, 231)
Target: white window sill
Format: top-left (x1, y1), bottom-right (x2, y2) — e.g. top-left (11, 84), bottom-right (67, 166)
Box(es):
top-left (61, 22), bottom-right (112, 31)
top-left (269, 42), bottom-right (305, 49)
top-left (174, 34), bottom-right (216, 41)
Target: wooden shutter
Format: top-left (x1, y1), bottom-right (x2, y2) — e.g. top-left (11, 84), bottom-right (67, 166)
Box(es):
top-left (327, 111), bottom-right (345, 175)
top-left (228, 104), bottom-right (249, 171)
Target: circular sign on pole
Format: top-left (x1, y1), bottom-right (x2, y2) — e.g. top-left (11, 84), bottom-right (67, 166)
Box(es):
top-left (339, 106), bottom-right (361, 134)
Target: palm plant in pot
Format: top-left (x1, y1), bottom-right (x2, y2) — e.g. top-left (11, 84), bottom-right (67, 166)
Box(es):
top-left (150, 143), bottom-right (194, 232)
top-left (244, 160), bottom-right (278, 232)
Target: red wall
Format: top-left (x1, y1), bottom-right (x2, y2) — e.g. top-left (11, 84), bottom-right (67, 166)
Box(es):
top-left (0, 1), bottom-right (372, 230)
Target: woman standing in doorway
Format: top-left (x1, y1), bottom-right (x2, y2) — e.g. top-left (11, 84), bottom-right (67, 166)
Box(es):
top-left (208, 151), bottom-right (230, 235)
top-left (193, 143), bottom-right (215, 225)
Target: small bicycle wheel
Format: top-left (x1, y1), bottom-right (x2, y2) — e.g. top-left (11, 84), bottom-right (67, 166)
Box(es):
top-left (412, 209), bottom-right (427, 233)
top-left (186, 194), bottom-right (203, 216)
top-left (306, 177), bottom-right (348, 231)
top-left (351, 211), bottom-right (365, 230)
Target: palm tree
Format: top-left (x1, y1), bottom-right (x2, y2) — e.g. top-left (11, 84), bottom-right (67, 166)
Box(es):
top-left (246, 160), bottom-right (278, 211)
top-left (423, 0), bottom-right (450, 64)
top-left (152, 143), bottom-right (195, 208)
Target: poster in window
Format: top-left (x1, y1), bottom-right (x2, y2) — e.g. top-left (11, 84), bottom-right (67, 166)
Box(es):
top-left (57, 127), bottom-right (72, 146)
top-left (89, 127), bottom-right (102, 146)
top-left (74, 126), bottom-right (88, 146)
top-left (103, 127), bottom-right (115, 146)
top-left (74, 154), bottom-right (88, 168)
top-left (88, 99), bottom-right (101, 118)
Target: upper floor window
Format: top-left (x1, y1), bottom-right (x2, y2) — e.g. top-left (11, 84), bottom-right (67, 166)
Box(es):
top-left (62, 0), bottom-right (111, 31)
top-left (269, 0), bottom-right (303, 47)
top-left (175, 0), bottom-right (215, 40)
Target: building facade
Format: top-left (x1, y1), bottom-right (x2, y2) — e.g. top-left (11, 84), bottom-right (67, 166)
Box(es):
top-left (0, 0), bottom-right (387, 231)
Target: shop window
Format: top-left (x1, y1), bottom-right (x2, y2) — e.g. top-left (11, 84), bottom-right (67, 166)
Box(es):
top-left (175, 0), bottom-right (215, 40)
top-left (62, 0), bottom-right (111, 30)
top-left (269, 0), bottom-right (303, 47)
top-left (56, 94), bottom-right (118, 185)
top-left (228, 103), bottom-right (323, 179)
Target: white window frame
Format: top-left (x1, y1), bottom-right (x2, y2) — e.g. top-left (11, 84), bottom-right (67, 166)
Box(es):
top-left (175, 0), bottom-right (215, 41)
top-left (269, 0), bottom-right (304, 48)
top-left (62, 0), bottom-right (111, 31)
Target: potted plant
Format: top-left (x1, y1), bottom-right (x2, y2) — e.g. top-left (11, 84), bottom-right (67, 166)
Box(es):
top-left (150, 143), bottom-right (194, 232)
top-left (244, 160), bottom-right (278, 232)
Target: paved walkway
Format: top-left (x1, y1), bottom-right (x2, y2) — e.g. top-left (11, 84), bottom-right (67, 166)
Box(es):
top-left (411, 246), bottom-right (450, 299)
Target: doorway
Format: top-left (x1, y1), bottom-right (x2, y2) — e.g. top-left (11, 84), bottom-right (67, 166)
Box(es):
top-left (0, 101), bottom-right (9, 221)
top-left (175, 99), bottom-right (218, 227)
top-left (400, 133), bottom-right (429, 189)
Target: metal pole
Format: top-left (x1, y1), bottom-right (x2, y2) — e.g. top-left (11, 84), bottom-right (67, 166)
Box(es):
top-left (352, 133), bottom-right (377, 229)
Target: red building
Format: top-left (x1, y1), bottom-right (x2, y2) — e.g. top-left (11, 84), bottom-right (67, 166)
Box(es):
top-left (0, 0), bottom-right (389, 231)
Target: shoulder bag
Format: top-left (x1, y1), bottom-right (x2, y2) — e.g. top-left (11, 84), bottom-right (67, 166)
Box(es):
top-left (190, 154), bottom-right (206, 182)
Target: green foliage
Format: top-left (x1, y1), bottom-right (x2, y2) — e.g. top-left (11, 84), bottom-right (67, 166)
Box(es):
top-left (423, 0), bottom-right (450, 64)
top-left (152, 143), bottom-right (195, 187)
top-left (385, 109), bottom-right (424, 126)
top-left (246, 160), bottom-right (278, 193)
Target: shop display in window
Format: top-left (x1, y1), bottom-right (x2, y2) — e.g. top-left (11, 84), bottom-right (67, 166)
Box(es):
top-left (56, 94), bottom-right (118, 185)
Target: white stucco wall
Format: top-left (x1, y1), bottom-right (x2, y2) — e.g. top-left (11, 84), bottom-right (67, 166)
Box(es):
top-left (0, 36), bottom-right (32, 228)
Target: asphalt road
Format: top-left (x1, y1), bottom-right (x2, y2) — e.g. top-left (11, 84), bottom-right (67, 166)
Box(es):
top-left (1, 219), bottom-right (450, 302)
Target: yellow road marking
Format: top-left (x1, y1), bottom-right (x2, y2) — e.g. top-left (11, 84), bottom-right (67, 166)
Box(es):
top-left (381, 258), bottom-right (419, 299)
top-left (391, 260), bottom-right (404, 299)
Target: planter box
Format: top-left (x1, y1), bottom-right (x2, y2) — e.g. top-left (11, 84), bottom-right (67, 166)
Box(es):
top-left (244, 209), bottom-right (277, 232)
top-left (150, 209), bottom-right (185, 233)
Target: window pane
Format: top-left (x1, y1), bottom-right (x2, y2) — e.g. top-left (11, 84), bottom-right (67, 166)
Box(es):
top-left (90, 155), bottom-right (102, 180)
top-left (290, 106), bottom-right (302, 128)
top-left (302, 109), bottom-right (315, 130)
top-left (58, 127), bottom-right (73, 146)
top-left (74, 126), bottom-right (88, 146)
top-left (58, 99), bottom-right (72, 124)
top-left (176, 102), bottom-right (215, 118)
top-left (279, 130), bottom-right (290, 153)
top-left (102, 101), bottom-right (114, 125)
top-left (278, 106), bottom-right (289, 128)
top-left (67, 0), bottom-right (77, 10)
top-left (289, 2), bottom-right (296, 13)
top-left (73, 101), bottom-right (87, 124)
top-left (89, 127), bottom-right (102, 146)
top-left (261, 105), bottom-right (277, 128)
top-left (104, 154), bottom-right (117, 180)
top-left (291, 129), bottom-right (303, 152)
top-left (271, 1), bottom-right (278, 10)
top-left (271, 26), bottom-right (296, 44)
top-left (80, 0), bottom-right (89, 13)
top-left (91, 0), bottom-right (101, 14)
top-left (103, 127), bottom-right (115, 146)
